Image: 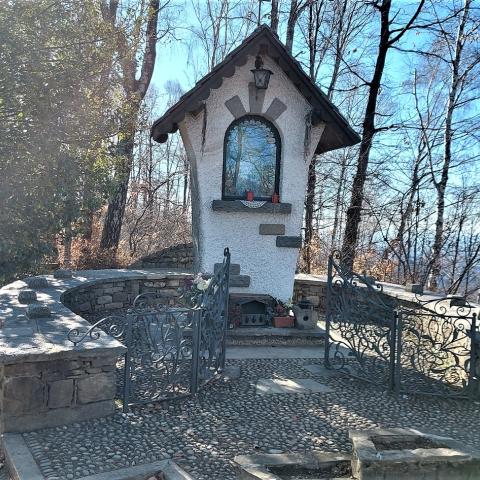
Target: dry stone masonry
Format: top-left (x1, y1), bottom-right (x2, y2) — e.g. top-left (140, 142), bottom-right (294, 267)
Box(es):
top-left (2, 265), bottom-right (475, 434)
top-left (0, 268), bottom-right (190, 433)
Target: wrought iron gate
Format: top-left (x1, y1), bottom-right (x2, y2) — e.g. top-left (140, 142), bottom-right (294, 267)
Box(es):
top-left (396, 298), bottom-right (477, 397)
top-left (68, 248), bottom-right (231, 411)
top-left (325, 251), bottom-right (479, 399)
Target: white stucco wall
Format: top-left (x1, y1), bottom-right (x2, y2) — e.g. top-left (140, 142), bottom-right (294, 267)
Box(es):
top-left (179, 55), bottom-right (325, 301)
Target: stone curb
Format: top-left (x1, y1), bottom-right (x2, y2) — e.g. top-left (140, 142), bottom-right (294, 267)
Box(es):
top-left (2, 433), bottom-right (194, 480)
top-left (234, 451), bottom-right (351, 480)
top-left (3, 433), bottom-right (44, 480)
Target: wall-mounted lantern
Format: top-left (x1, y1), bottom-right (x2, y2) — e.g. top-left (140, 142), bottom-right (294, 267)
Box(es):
top-left (251, 55), bottom-right (273, 90)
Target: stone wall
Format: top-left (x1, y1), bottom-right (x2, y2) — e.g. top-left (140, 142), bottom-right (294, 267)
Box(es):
top-left (63, 274), bottom-right (191, 315)
top-left (129, 243), bottom-right (193, 270)
top-left (293, 275), bottom-right (422, 315)
top-left (0, 269), bottom-right (194, 434)
top-left (293, 277), bottom-right (328, 314)
top-left (1, 355), bottom-right (117, 433)
top-left (2, 267), bottom-right (469, 434)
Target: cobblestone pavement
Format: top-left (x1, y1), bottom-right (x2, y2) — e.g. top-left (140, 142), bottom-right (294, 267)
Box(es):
top-left (17, 358), bottom-right (480, 479)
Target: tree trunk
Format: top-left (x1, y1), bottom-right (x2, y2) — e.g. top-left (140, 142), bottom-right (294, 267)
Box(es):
top-left (331, 152), bottom-right (348, 250)
top-left (340, 0), bottom-right (424, 270)
top-left (340, 1), bottom-right (392, 270)
top-left (100, 0), bottom-right (160, 252)
top-left (100, 135), bottom-right (135, 249)
top-left (303, 156), bottom-right (316, 272)
top-left (429, 0), bottom-right (471, 290)
top-left (285, 1), bottom-right (307, 54)
top-left (270, 0), bottom-right (279, 33)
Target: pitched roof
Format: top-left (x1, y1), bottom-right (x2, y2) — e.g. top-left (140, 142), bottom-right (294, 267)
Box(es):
top-left (151, 24), bottom-right (360, 154)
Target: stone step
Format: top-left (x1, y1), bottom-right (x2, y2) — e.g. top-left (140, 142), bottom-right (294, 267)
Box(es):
top-left (229, 275), bottom-right (250, 288)
top-left (226, 325), bottom-right (325, 347)
top-left (214, 262), bottom-right (241, 275)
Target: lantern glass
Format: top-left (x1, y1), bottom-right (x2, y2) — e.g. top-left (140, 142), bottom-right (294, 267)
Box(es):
top-left (253, 68), bottom-right (272, 89)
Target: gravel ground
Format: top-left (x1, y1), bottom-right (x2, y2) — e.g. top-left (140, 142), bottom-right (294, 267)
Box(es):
top-left (18, 358), bottom-right (480, 480)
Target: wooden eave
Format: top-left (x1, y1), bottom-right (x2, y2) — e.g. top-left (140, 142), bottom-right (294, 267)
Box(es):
top-left (151, 24), bottom-right (360, 154)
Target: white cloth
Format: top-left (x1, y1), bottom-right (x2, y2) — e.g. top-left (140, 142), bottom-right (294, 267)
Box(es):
top-left (240, 200), bottom-right (267, 208)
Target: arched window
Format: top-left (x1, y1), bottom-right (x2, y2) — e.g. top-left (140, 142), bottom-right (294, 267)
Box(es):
top-left (223, 115), bottom-right (281, 200)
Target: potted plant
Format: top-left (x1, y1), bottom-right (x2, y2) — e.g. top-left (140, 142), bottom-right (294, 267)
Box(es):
top-left (272, 299), bottom-right (294, 328)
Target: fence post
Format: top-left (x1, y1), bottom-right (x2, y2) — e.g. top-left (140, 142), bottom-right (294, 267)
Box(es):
top-left (122, 313), bottom-right (134, 413)
top-left (221, 248), bottom-right (231, 371)
top-left (390, 310), bottom-right (401, 394)
top-left (191, 308), bottom-right (202, 395)
top-left (324, 254), bottom-right (333, 368)
top-left (469, 312), bottom-right (478, 398)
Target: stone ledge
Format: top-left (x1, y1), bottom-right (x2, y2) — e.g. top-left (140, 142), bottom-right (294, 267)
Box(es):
top-left (214, 262), bottom-right (241, 275)
top-left (230, 275), bottom-right (251, 287)
top-left (276, 236), bottom-right (302, 248)
top-left (212, 200), bottom-right (292, 214)
top-left (227, 326), bottom-right (325, 338)
top-left (259, 224), bottom-right (285, 235)
top-left (0, 269), bottom-right (194, 365)
top-left (234, 451), bottom-right (351, 480)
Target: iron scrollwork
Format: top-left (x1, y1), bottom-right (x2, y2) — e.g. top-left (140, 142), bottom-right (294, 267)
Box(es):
top-left (397, 297), bottom-right (477, 397)
top-left (66, 248), bottom-right (231, 411)
top-left (325, 251), bottom-right (397, 387)
top-left (192, 247), bottom-right (231, 391)
top-left (67, 315), bottom-right (128, 346)
top-left (325, 250), bottom-right (479, 398)
top-left (124, 307), bottom-right (195, 406)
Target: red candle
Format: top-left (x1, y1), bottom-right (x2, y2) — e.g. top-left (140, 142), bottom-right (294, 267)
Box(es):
top-left (272, 193), bottom-right (279, 203)
top-left (246, 190), bottom-right (254, 201)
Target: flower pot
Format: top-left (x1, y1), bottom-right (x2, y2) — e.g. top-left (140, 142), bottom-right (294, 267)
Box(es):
top-left (272, 316), bottom-right (294, 328)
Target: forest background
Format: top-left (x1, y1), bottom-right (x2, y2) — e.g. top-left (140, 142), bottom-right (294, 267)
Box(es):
top-left (1, 0), bottom-right (479, 297)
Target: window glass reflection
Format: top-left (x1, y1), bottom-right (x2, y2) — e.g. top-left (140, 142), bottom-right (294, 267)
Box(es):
top-left (224, 117), bottom-right (279, 199)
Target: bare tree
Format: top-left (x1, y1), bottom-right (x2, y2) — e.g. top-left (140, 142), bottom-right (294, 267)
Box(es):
top-left (300, 0), bottom-right (369, 272)
top-left (340, 0), bottom-right (425, 270)
top-left (428, 0), bottom-right (478, 289)
top-left (285, 0), bottom-right (308, 54)
top-left (100, 0), bottom-right (173, 251)
top-left (270, 0), bottom-right (279, 33)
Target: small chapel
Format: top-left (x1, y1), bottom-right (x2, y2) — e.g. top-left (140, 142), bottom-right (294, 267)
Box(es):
top-left (151, 25), bottom-right (359, 302)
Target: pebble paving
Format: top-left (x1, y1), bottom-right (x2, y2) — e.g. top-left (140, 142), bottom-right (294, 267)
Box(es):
top-left (14, 358), bottom-right (480, 479)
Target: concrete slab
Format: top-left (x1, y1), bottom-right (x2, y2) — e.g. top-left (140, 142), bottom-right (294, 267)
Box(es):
top-left (227, 346), bottom-right (325, 359)
top-left (256, 378), bottom-right (333, 395)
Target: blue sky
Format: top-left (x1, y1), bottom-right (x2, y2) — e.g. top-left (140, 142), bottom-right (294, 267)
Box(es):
top-left (149, 1), bottom-right (479, 194)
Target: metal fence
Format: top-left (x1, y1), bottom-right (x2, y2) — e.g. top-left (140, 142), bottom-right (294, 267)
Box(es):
top-left (325, 251), bottom-right (479, 399)
top-left (67, 248), bottom-right (231, 411)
